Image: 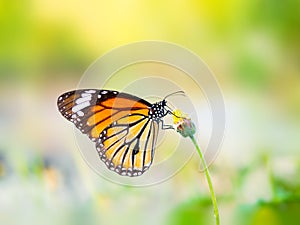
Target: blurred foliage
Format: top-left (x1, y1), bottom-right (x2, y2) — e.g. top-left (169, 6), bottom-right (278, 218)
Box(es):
top-left (233, 152), bottom-right (300, 225)
top-left (0, 1), bottom-right (90, 80)
top-left (167, 197), bottom-right (213, 225)
top-left (236, 201), bottom-right (300, 225)
top-left (1, 1), bottom-right (300, 225)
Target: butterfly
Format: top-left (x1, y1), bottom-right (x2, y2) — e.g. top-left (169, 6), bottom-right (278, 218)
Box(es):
top-left (57, 89), bottom-right (183, 177)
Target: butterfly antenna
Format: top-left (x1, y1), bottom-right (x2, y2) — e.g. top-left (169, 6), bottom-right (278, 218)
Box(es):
top-left (163, 90), bottom-right (185, 100)
top-left (165, 104), bottom-right (186, 119)
top-left (166, 104), bottom-right (174, 112)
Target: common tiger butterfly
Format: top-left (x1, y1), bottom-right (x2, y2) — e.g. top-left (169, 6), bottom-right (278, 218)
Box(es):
top-left (57, 89), bottom-right (183, 177)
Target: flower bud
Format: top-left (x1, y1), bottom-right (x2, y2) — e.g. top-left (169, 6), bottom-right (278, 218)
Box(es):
top-left (172, 109), bottom-right (196, 138)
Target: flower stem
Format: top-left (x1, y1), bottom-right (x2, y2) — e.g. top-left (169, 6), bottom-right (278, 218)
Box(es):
top-left (189, 135), bottom-right (220, 225)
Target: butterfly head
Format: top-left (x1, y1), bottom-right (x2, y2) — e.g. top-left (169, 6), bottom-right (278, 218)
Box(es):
top-left (149, 99), bottom-right (167, 120)
top-left (148, 90), bottom-right (185, 121)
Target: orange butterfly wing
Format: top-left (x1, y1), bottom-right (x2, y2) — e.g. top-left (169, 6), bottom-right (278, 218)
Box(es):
top-left (57, 89), bottom-right (159, 176)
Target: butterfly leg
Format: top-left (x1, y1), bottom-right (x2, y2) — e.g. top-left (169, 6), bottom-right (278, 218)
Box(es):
top-left (160, 120), bottom-right (174, 130)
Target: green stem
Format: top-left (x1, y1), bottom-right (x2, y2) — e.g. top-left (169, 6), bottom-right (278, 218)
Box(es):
top-left (190, 135), bottom-right (220, 225)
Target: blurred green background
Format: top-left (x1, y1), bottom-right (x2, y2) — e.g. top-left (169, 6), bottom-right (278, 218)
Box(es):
top-left (1, 1), bottom-right (300, 225)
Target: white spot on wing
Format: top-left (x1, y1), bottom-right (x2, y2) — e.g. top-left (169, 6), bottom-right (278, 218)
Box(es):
top-left (77, 111), bottom-right (84, 117)
top-left (101, 90), bottom-right (108, 94)
top-left (81, 93), bottom-right (91, 97)
top-left (72, 101), bottom-right (90, 113)
top-left (85, 90), bottom-right (96, 94)
top-left (75, 96), bottom-right (91, 104)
